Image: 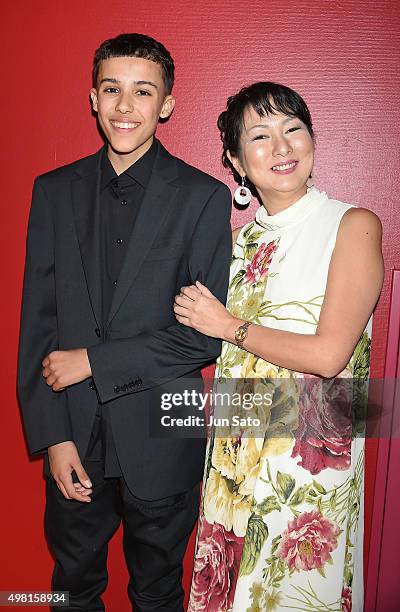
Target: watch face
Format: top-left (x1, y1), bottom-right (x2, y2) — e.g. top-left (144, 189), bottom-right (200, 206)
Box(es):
top-left (236, 326), bottom-right (247, 343)
top-left (237, 329), bottom-right (245, 341)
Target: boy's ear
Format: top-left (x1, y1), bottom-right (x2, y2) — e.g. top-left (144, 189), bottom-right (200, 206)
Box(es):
top-left (159, 95), bottom-right (175, 119)
top-left (90, 88), bottom-right (98, 112)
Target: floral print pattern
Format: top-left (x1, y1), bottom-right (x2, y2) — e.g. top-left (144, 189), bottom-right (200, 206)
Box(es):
top-left (277, 510), bottom-right (340, 572)
top-left (291, 377), bottom-right (353, 475)
top-left (190, 519), bottom-right (244, 612)
top-left (188, 189), bottom-right (369, 611)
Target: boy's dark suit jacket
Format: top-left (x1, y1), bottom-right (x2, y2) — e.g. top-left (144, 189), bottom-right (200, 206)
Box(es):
top-left (18, 139), bottom-right (232, 500)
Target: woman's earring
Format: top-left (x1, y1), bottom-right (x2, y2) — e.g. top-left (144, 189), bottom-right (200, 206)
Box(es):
top-left (234, 176), bottom-right (252, 205)
top-left (306, 174), bottom-right (314, 188)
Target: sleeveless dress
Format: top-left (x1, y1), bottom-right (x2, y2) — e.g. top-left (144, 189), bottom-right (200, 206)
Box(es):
top-left (188, 187), bottom-right (371, 612)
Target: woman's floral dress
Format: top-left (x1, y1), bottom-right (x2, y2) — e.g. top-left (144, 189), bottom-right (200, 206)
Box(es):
top-left (188, 188), bottom-right (370, 612)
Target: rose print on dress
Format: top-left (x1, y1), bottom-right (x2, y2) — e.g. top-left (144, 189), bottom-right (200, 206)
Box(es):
top-left (291, 376), bottom-right (353, 475)
top-left (277, 509), bottom-right (340, 573)
top-left (190, 519), bottom-right (244, 612)
top-left (341, 586), bottom-right (352, 611)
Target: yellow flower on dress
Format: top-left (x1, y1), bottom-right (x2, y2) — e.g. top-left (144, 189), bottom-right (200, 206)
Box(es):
top-left (227, 289), bottom-right (245, 319)
top-left (247, 585), bottom-right (282, 612)
top-left (235, 436), bottom-right (264, 488)
top-left (241, 291), bottom-right (263, 319)
top-left (229, 302), bottom-right (245, 320)
top-left (211, 435), bottom-right (263, 494)
top-left (233, 379), bottom-right (272, 430)
top-left (238, 355), bottom-right (300, 457)
top-left (249, 582), bottom-right (263, 602)
top-left (261, 381), bottom-right (300, 456)
top-left (203, 468), bottom-right (252, 537)
top-left (264, 589), bottom-right (282, 610)
top-left (241, 353), bottom-right (291, 379)
top-left (211, 438), bottom-right (237, 480)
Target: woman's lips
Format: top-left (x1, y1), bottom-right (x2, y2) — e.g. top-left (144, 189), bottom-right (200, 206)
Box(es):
top-left (271, 160), bottom-right (298, 174)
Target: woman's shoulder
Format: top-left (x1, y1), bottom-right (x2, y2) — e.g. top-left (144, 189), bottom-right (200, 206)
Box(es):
top-left (317, 191), bottom-right (381, 234)
top-left (339, 207), bottom-right (382, 238)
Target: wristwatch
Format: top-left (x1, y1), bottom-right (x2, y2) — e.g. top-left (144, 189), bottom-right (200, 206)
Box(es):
top-left (235, 321), bottom-right (252, 349)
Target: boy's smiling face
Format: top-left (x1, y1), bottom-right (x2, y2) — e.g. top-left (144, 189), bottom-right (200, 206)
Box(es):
top-left (90, 56), bottom-right (175, 172)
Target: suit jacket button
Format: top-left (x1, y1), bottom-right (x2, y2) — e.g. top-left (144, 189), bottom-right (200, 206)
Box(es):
top-left (89, 381), bottom-right (95, 390)
top-left (114, 385), bottom-right (121, 394)
top-left (122, 384), bottom-right (128, 392)
top-left (137, 378), bottom-right (142, 385)
top-left (95, 328), bottom-right (101, 338)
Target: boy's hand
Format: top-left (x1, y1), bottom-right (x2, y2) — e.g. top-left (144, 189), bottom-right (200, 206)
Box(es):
top-left (42, 348), bottom-right (92, 391)
top-left (48, 441), bottom-right (93, 502)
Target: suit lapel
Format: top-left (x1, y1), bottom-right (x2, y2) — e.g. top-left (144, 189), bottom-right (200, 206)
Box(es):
top-left (106, 141), bottom-right (179, 328)
top-left (71, 148), bottom-right (104, 329)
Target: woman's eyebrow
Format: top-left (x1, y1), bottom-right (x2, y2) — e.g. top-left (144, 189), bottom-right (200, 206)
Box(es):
top-left (247, 116), bottom-right (297, 132)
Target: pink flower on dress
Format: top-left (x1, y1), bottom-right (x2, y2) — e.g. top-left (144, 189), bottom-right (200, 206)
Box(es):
top-left (244, 239), bottom-right (279, 285)
top-left (341, 586), bottom-right (352, 612)
top-left (277, 509), bottom-right (339, 572)
top-left (291, 376), bottom-right (353, 475)
top-left (188, 519), bottom-right (244, 612)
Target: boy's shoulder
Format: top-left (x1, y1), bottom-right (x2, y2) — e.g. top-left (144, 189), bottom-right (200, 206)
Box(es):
top-left (35, 141), bottom-right (230, 195)
top-left (36, 149), bottom-right (102, 185)
top-left (158, 141), bottom-right (229, 193)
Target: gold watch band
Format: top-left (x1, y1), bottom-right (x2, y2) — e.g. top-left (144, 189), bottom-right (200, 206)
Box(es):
top-left (235, 321), bottom-right (252, 348)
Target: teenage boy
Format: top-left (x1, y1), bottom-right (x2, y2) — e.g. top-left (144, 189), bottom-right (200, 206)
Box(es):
top-left (18, 33), bottom-right (231, 611)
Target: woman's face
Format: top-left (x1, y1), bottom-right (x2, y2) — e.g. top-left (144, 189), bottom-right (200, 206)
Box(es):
top-left (231, 105), bottom-right (314, 203)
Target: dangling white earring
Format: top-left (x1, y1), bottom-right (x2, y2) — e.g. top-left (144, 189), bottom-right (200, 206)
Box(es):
top-left (234, 176), bottom-right (252, 205)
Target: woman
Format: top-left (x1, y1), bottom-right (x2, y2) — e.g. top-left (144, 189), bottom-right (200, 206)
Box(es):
top-left (174, 82), bottom-right (383, 611)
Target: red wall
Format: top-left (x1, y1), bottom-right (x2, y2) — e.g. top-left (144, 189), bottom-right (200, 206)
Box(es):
top-left (2, 1), bottom-right (399, 609)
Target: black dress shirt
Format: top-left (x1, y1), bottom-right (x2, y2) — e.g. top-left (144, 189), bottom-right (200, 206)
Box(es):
top-left (86, 141), bottom-right (157, 477)
top-left (100, 140), bottom-right (157, 320)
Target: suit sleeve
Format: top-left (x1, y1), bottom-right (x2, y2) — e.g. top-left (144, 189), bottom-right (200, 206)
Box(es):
top-left (88, 183), bottom-right (232, 403)
top-left (17, 178), bottom-right (72, 454)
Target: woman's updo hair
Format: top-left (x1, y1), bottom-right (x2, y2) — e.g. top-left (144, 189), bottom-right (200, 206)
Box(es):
top-left (217, 82), bottom-right (314, 186)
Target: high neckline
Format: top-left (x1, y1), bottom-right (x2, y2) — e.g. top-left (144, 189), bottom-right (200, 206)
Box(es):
top-left (255, 187), bottom-right (327, 230)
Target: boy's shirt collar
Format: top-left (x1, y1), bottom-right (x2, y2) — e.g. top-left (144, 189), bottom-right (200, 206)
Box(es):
top-left (101, 139), bottom-right (157, 191)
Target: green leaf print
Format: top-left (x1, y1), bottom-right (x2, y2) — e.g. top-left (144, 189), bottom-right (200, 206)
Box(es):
top-left (344, 565), bottom-right (353, 587)
top-left (229, 269), bottom-right (245, 290)
top-left (271, 534), bottom-right (282, 555)
top-left (244, 242), bottom-right (259, 261)
top-left (263, 553), bottom-right (286, 590)
top-left (239, 515), bottom-right (269, 577)
top-left (286, 581), bottom-right (342, 611)
top-left (349, 330), bottom-right (371, 379)
top-left (246, 229), bottom-right (267, 243)
top-left (329, 489), bottom-right (337, 512)
top-left (312, 480), bottom-right (327, 495)
top-left (289, 484), bottom-right (312, 506)
top-left (276, 471), bottom-right (296, 502)
top-left (256, 495), bottom-right (281, 516)
top-left (242, 223), bottom-right (256, 240)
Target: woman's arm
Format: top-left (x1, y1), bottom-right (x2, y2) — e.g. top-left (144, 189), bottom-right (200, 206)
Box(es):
top-left (174, 208), bottom-right (383, 378)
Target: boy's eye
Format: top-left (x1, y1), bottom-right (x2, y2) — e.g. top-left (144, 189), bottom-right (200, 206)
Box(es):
top-left (286, 126), bottom-right (301, 133)
top-left (137, 90), bottom-right (151, 96)
top-left (253, 134), bottom-right (269, 141)
top-left (104, 87), bottom-right (119, 94)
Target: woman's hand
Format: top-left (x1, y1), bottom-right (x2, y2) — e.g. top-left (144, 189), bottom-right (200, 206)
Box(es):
top-left (174, 281), bottom-right (237, 339)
